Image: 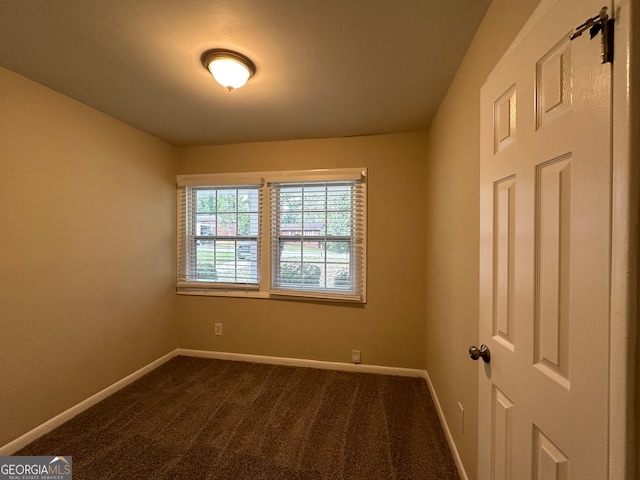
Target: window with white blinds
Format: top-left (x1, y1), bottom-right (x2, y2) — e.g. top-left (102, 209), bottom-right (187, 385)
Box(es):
top-left (176, 168), bottom-right (366, 302)
top-left (177, 177), bottom-right (262, 291)
top-left (269, 179), bottom-right (366, 302)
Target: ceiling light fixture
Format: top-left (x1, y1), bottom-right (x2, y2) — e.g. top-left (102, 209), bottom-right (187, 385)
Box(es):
top-left (201, 49), bottom-right (256, 91)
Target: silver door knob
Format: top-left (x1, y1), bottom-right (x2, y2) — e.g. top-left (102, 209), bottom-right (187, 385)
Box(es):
top-left (469, 344), bottom-right (491, 363)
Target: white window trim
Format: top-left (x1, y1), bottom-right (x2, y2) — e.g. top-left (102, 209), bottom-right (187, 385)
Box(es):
top-left (176, 168), bottom-right (367, 303)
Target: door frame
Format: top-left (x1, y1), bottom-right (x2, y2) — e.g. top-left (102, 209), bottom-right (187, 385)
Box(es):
top-left (609, 0), bottom-right (638, 478)
top-left (477, 0), bottom-right (637, 478)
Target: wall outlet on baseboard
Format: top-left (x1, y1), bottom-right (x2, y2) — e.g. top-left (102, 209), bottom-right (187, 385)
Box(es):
top-left (351, 350), bottom-right (361, 364)
top-left (214, 323), bottom-right (223, 336)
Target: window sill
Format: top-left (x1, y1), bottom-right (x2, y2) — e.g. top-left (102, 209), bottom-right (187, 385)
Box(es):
top-left (176, 288), bottom-right (365, 304)
top-left (176, 289), bottom-right (270, 299)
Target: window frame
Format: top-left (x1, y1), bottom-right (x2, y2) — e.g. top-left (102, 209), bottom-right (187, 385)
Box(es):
top-left (176, 168), bottom-right (367, 303)
top-left (176, 173), bottom-right (265, 294)
top-left (269, 179), bottom-right (365, 302)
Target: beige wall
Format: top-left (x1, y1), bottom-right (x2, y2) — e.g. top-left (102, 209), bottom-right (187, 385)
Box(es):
top-left (0, 67), bottom-right (177, 446)
top-left (176, 132), bottom-right (428, 369)
top-left (422, 0), bottom-right (541, 477)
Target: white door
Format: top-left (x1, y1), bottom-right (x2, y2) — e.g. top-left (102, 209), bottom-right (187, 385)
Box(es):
top-left (478, 0), bottom-right (613, 479)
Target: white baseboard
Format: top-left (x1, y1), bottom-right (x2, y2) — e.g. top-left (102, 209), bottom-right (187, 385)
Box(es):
top-left (177, 348), bottom-right (426, 377)
top-left (0, 350), bottom-right (177, 456)
top-left (422, 370), bottom-right (468, 480)
top-left (1, 347), bottom-right (468, 480)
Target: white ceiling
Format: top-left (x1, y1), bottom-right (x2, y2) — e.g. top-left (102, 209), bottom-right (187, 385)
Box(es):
top-left (0, 0), bottom-right (491, 146)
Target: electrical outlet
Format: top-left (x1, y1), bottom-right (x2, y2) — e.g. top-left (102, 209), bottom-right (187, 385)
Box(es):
top-left (458, 402), bottom-right (465, 434)
top-left (351, 350), bottom-right (361, 364)
top-left (214, 323), bottom-right (223, 336)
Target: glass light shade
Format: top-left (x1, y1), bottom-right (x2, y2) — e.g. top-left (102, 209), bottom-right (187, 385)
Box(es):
top-left (208, 57), bottom-right (251, 91)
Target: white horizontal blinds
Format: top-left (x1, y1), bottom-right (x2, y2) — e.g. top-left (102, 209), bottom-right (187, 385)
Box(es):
top-left (177, 185), bottom-right (190, 284)
top-left (270, 178), bottom-right (366, 301)
top-left (177, 184), bottom-right (261, 290)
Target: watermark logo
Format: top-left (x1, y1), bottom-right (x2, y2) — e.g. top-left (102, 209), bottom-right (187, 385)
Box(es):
top-left (0, 456), bottom-right (72, 480)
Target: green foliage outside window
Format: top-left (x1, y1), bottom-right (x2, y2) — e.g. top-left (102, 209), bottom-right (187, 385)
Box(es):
top-left (197, 189), bottom-right (253, 235)
top-left (333, 270), bottom-right (351, 288)
top-left (279, 263), bottom-right (321, 286)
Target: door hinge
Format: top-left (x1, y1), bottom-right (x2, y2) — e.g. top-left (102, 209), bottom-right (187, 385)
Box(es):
top-left (570, 6), bottom-right (614, 64)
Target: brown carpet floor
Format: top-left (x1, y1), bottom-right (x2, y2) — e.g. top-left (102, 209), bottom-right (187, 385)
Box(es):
top-left (17, 356), bottom-right (459, 479)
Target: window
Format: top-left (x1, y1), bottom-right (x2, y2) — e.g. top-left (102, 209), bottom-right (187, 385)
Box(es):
top-left (176, 169), bottom-right (366, 302)
top-left (177, 174), bottom-right (263, 291)
top-left (270, 181), bottom-right (365, 301)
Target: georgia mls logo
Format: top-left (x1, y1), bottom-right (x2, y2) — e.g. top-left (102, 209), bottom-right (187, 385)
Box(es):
top-left (49, 456), bottom-right (71, 472)
top-left (0, 455), bottom-right (72, 479)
